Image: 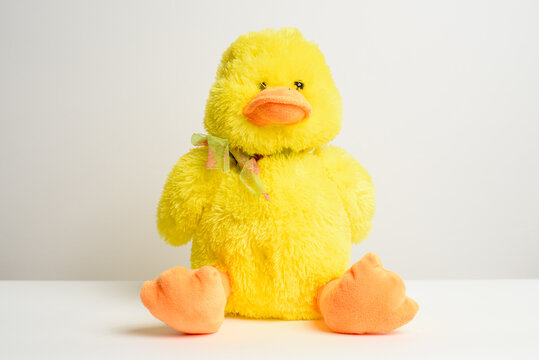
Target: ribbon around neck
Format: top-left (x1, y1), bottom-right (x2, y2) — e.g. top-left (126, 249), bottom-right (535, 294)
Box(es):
top-left (191, 133), bottom-right (270, 201)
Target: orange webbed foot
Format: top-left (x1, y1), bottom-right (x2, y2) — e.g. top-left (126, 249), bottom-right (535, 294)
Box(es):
top-left (317, 253), bottom-right (419, 334)
top-left (140, 266), bottom-right (230, 334)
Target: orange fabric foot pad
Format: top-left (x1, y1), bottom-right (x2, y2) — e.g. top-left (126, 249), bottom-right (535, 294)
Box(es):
top-left (317, 253), bottom-right (419, 334)
top-left (140, 266), bottom-right (230, 334)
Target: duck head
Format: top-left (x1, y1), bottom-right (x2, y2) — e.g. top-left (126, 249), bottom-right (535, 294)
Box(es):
top-left (204, 28), bottom-right (342, 156)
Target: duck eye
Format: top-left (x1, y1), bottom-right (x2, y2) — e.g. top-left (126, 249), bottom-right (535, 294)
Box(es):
top-left (294, 81), bottom-right (304, 90)
top-left (259, 82), bottom-right (267, 90)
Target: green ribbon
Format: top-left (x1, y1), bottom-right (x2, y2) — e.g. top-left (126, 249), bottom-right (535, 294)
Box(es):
top-left (191, 133), bottom-right (270, 201)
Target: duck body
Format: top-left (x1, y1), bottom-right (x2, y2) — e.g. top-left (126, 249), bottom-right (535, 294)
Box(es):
top-left (158, 144), bottom-right (375, 320)
top-left (143, 28), bottom-right (418, 334)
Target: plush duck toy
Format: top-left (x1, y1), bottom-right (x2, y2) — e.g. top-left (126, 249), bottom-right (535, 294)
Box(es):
top-left (141, 28), bottom-right (418, 334)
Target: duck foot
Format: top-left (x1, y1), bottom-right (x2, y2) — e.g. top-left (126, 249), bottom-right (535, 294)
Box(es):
top-left (140, 266), bottom-right (230, 334)
top-left (317, 253), bottom-right (419, 334)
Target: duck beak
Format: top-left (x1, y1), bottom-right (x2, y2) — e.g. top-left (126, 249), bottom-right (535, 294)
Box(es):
top-left (243, 87), bottom-right (312, 126)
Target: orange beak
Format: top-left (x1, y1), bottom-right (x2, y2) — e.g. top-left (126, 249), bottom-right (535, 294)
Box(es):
top-left (242, 87), bottom-right (312, 126)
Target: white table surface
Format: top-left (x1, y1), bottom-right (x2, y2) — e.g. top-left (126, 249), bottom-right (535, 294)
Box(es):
top-left (1, 280), bottom-right (538, 359)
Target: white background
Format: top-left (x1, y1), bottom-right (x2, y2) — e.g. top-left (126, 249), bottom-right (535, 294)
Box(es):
top-left (1, 0), bottom-right (538, 280)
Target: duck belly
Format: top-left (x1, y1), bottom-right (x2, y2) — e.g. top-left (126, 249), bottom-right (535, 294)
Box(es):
top-left (191, 154), bottom-right (352, 320)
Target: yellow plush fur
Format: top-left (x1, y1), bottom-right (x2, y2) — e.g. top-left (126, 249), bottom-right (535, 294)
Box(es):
top-left (157, 28), bottom-right (375, 320)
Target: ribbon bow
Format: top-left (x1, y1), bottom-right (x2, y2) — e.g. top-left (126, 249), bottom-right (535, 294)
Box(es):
top-left (191, 133), bottom-right (270, 201)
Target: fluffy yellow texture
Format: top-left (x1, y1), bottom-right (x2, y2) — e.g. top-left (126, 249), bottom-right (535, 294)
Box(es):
top-left (204, 27), bottom-right (343, 156)
top-left (157, 146), bottom-right (375, 319)
top-left (156, 28), bottom-right (376, 319)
